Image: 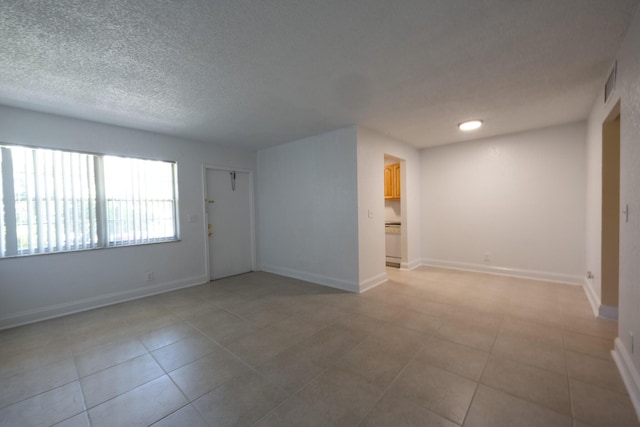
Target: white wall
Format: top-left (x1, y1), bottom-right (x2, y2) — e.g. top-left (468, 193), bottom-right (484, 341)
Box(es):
top-left (384, 200), bottom-right (401, 222)
top-left (595, 4), bottom-right (640, 416)
top-left (357, 127), bottom-right (422, 290)
top-left (421, 122), bottom-right (586, 284)
top-left (257, 127), bottom-right (360, 292)
top-left (0, 106), bottom-right (256, 328)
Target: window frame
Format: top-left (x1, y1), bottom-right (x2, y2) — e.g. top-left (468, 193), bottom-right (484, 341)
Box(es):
top-left (0, 142), bottom-right (180, 259)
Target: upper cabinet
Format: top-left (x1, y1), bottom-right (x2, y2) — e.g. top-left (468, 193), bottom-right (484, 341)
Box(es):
top-left (384, 163), bottom-right (400, 200)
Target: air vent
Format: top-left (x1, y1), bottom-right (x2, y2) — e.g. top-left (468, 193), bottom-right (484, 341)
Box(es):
top-left (605, 61), bottom-right (617, 103)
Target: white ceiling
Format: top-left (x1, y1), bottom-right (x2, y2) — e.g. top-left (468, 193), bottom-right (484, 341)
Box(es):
top-left (1, 0), bottom-right (638, 150)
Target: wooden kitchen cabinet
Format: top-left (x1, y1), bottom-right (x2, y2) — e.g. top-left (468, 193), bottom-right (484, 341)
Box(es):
top-left (384, 163), bottom-right (400, 199)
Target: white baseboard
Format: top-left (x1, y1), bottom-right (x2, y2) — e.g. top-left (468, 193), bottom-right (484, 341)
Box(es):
top-left (582, 278), bottom-right (619, 320)
top-left (420, 258), bottom-right (583, 285)
top-left (359, 272), bottom-right (388, 293)
top-left (599, 304), bottom-right (619, 321)
top-left (583, 277), bottom-right (601, 317)
top-left (400, 258), bottom-right (422, 271)
top-left (0, 275), bottom-right (208, 330)
top-left (612, 338), bottom-right (640, 422)
top-left (260, 264), bottom-right (358, 293)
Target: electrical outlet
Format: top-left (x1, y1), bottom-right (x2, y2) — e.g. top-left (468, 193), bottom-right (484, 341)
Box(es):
top-left (631, 331), bottom-right (634, 354)
top-left (146, 272), bottom-right (154, 281)
top-left (484, 253), bottom-right (490, 263)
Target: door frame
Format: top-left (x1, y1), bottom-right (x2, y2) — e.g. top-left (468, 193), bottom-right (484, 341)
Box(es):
top-left (600, 101), bottom-right (621, 319)
top-left (201, 164), bottom-right (257, 281)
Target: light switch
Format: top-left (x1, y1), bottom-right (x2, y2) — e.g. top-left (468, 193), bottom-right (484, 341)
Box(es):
top-left (368, 209), bottom-right (374, 218)
top-left (187, 214), bottom-right (197, 223)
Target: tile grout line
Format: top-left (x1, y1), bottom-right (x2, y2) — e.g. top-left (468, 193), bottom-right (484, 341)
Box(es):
top-left (350, 340), bottom-right (462, 427)
top-left (66, 319), bottom-right (92, 426)
top-left (466, 294), bottom-right (583, 422)
top-left (250, 312), bottom-right (392, 427)
top-left (458, 309), bottom-right (505, 427)
top-left (2, 270), bottom-right (631, 426)
top-left (470, 320), bottom-right (581, 422)
top-left (560, 293), bottom-right (580, 426)
top-left (166, 292), bottom-right (315, 425)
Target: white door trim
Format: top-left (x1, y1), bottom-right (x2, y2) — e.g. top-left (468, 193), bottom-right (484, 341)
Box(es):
top-left (201, 164), bottom-right (256, 281)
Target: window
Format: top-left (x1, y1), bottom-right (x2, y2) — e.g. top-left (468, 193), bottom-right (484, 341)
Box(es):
top-left (0, 144), bottom-right (178, 258)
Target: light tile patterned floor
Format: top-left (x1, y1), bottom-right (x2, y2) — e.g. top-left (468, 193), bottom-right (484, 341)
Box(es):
top-left (0, 267), bottom-right (638, 426)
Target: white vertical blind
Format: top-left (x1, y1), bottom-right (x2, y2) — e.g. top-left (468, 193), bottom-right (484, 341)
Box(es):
top-left (103, 156), bottom-right (176, 245)
top-left (0, 151), bottom-right (4, 257)
top-left (2, 146), bottom-right (98, 256)
top-left (0, 145), bottom-right (177, 257)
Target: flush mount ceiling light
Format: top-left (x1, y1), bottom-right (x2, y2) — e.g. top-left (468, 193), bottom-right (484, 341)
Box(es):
top-left (458, 120), bottom-right (483, 131)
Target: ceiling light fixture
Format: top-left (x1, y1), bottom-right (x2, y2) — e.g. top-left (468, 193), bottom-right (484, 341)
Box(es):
top-left (458, 120), bottom-right (483, 131)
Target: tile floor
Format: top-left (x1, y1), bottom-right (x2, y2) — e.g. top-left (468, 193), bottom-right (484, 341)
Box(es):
top-left (0, 267), bottom-right (638, 427)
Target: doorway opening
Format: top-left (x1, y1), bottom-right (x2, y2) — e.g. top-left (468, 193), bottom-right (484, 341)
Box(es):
top-left (384, 155), bottom-right (405, 268)
top-left (600, 100), bottom-right (620, 319)
top-left (204, 166), bottom-right (255, 281)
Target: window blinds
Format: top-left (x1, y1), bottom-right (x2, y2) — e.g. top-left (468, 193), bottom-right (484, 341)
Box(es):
top-left (0, 145), bottom-right (177, 258)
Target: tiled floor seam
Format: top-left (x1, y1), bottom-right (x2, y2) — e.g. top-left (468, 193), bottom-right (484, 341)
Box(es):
top-left (141, 315), bottom-right (284, 424)
top-left (350, 342), bottom-right (459, 427)
top-left (478, 383), bottom-right (577, 423)
top-left (2, 269), bottom-right (634, 427)
top-left (562, 329), bottom-right (579, 426)
top-left (249, 319), bottom-right (396, 426)
top-left (171, 317), bottom-right (297, 403)
top-left (180, 317), bottom-right (280, 373)
top-left (68, 326), bottom-right (91, 424)
top-left (0, 377), bottom-right (83, 413)
top-left (460, 325), bottom-right (498, 427)
top-left (247, 394), bottom-right (291, 426)
top-left (144, 338), bottom-right (199, 416)
top-left (147, 402), bottom-right (191, 426)
top-left (478, 319), bottom-right (577, 423)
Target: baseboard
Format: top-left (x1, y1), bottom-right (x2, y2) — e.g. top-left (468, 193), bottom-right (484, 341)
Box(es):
top-left (583, 277), bottom-right (601, 317)
top-left (582, 278), bottom-right (619, 320)
top-left (260, 264), bottom-right (359, 293)
top-left (612, 338), bottom-right (640, 422)
top-left (599, 304), bottom-right (619, 321)
top-left (420, 258), bottom-right (583, 285)
top-left (400, 258), bottom-right (422, 271)
top-left (0, 275), bottom-right (208, 330)
top-left (359, 272), bottom-right (388, 293)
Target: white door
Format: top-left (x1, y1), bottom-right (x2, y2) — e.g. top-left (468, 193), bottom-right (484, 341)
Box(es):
top-left (206, 169), bottom-right (253, 280)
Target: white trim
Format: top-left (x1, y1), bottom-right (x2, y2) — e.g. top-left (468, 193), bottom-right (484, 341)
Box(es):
top-left (612, 338), bottom-right (640, 422)
top-left (598, 304), bottom-right (619, 321)
top-left (261, 264), bottom-right (358, 293)
top-left (359, 272), bottom-right (388, 293)
top-left (420, 258), bottom-right (583, 285)
top-left (400, 258), bottom-right (422, 271)
top-left (0, 275), bottom-right (208, 330)
top-left (583, 277), bottom-right (601, 317)
top-left (582, 277), bottom-right (619, 320)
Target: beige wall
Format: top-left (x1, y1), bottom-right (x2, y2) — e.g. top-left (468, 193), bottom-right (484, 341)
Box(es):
top-left (601, 113), bottom-right (620, 308)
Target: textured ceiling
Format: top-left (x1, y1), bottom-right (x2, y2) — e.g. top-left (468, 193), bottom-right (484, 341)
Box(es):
top-left (0, 0), bottom-right (638, 150)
